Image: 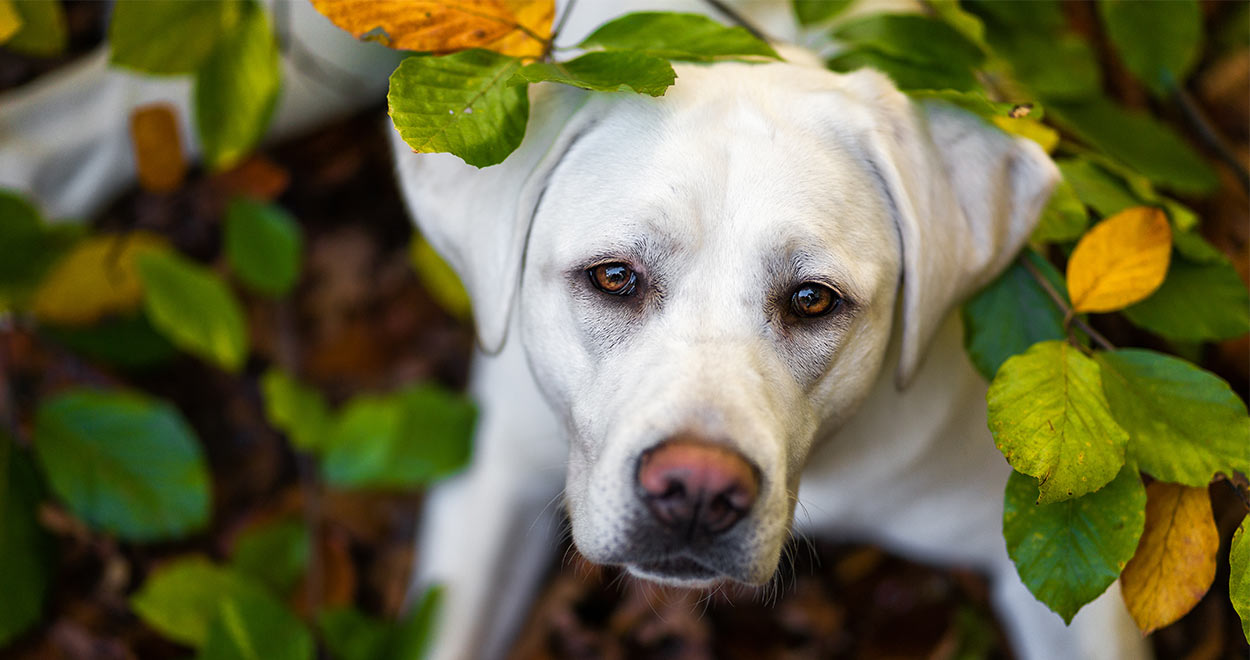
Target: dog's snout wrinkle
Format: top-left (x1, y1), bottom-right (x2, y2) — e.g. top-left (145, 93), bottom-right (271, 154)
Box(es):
top-left (636, 438), bottom-right (760, 540)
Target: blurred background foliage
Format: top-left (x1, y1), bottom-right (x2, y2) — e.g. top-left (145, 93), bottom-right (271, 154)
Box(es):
top-left (0, 0), bottom-right (1247, 658)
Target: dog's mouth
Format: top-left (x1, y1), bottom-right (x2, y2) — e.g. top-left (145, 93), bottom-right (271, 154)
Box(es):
top-left (627, 555), bottom-right (721, 584)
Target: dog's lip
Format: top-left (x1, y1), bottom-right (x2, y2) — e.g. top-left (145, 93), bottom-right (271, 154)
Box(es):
top-left (629, 555), bottom-right (721, 582)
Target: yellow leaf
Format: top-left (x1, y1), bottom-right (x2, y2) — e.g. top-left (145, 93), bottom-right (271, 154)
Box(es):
top-left (130, 104), bottom-right (188, 194)
top-left (1066, 206), bottom-right (1171, 313)
top-left (0, 0), bottom-right (22, 44)
top-left (308, 0), bottom-right (553, 58)
top-left (33, 233), bottom-right (169, 325)
top-left (1120, 482), bottom-right (1218, 634)
top-left (992, 116), bottom-right (1059, 154)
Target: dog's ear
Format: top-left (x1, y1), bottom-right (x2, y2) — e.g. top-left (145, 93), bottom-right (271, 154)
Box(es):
top-left (392, 85), bottom-right (595, 352)
top-left (843, 71), bottom-right (1059, 388)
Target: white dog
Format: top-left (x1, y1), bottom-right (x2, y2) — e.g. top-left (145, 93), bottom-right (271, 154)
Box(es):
top-left (393, 4), bottom-right (1150, 660)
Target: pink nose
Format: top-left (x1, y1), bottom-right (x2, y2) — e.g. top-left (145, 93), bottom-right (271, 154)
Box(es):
top-left (636, 439), bottom-right (759, 537)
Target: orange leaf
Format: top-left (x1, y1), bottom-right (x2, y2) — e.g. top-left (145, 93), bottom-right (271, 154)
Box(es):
top-left (210, 154), bottom-right (290, 202)
top-left (33, 233), bottom-right (169, 325)
top-left (130, 104), bottom-right (187, 194)
top-left (308, 0), bottom-right (553, 58)
top-left (1120, 482), bottom-right (1218, 634)
top-left (1066, 206), bottom-right (1171, 313)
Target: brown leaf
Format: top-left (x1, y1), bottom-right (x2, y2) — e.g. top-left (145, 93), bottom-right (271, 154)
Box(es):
top-left (308, 0), bottom-right (553, 58)
top-left (1120, 482), bottom-right (1219, 634)
top-left (209, 154), bottom-right (290, 201)
top-left (129, 104), bottom-right (187, 194)
top-left (1066, 206), bottom-right (1172, 313)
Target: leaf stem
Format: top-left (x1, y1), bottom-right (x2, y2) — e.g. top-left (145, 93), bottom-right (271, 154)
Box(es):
top-left (1172, 84), bottom-right (1250, 195)
top-left (548, 0), bottom-right (578, 55)
top-left (1019, 253), bottom-right (1116, 352)
top-left (700, 0), bottom-right (770, 42)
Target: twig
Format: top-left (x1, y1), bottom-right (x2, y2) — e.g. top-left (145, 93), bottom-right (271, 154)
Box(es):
top-left (701, 0), bottom-right (770, 42)
top-left (1018, 254), bottom-right (1116, 352)
top-left (1173, 85), bottom-right (1250, 196)
top-left (549, 0), bottom-right (577, 49)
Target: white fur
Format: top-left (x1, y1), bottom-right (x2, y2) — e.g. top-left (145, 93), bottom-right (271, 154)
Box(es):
top-left (395, 4), bottom-right (1150, 660)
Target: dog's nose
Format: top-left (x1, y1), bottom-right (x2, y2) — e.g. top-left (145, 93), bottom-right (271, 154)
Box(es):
top-left (636, 439), bottom-right (759, 537)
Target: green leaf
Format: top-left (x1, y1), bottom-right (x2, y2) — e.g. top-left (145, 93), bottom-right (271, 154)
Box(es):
top-left (410, 236), bottom-right (471, 321)
top-left (1231, 517), bottom-right (1249, 643)
top-left (1122, 257), bottom-right (1250, 342)
top-left (261, 369), bottom-right (331, 453)
top-left (322, 385), bottom-right (475, 489)
top-left (224, 198), bottom-right (302, 297)
top-left (318, 586), bottom-right (443, 660)
top-left (109, 0), bottom-right (239, 74)
top-left (33, 389), bottom-right (210, 541)
top-left (1032, 178), bottom-right (1089, 243)
top-left (965, 1), bottom-right (1101, 101)
top-left (1049, 99), bottom-right (1218, 195)
top-left (132, 558), bottom-right (273, 648)
top-left (194, 0), bottom-right (281, 170)
top-left (230, 517), bottom-right (309, 595)
top-left (578, 12), bottom-right (780, 62)
top-left (833, 13), bottom-right (983, 69)
top-left (792, 0), bottom-right (852, 26)
top-left (908, 90), bottom-right (1015, 120)
top-left (962, 251), bottom-right (1067, 380)
top-left (511, 51), bottom-right (675, 96)
top-left (1003, 465), bottom-right (1146, 623)
top-left (927, 0), bottom-right (988, 49)
top-left (5, 0), bottom-right (65, 56)
top-left (987, 341), bottom-right (1129, 503)
top-left (40, 314), bottom-right (177, 369)
top-left (388, 50), bottom-right (529, 168)
top-left (1098, 0), bottom-right (1201, 96)
top-left (0, 191), bottom-right (81, 309)
top-left (137, 251), bottom-right (249, 372)
top-left (827, 48), bottom-right (978, 92)
top-left (1057, 158), bottom-right (1141, 218)
top-left (200, 588), bottom-right (314, 660)
top-left (0, 441), bottom-right (54, 647)
top-left (1096, 349), bottom-right (1250, 487)
top-left (392, 585), bottom-right (443, 659)
top-left (1171, 230), bottom-right (1226, 265)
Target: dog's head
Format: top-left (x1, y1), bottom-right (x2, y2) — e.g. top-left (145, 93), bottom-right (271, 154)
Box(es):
top-left (395, 59), bottom-right (1057, 587)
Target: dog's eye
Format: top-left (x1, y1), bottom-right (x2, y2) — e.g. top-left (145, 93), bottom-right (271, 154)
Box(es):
top-left (588, 263), bottom-right (637, 296)
top-left (790, 283), bottom-right (841, 318)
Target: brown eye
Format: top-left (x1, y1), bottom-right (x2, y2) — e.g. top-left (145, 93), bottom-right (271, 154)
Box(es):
top-left (588, 262), bottom-right (637, 296)
top-left (790, 283), bottom-right (841, 318)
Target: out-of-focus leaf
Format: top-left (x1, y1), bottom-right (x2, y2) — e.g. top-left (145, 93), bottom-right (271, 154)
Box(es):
top-left (5, 0), bottom-right (65, 56)
top-left (260, 369), bottom-right (331, 453)
top-left (511, 51), bottom-right (675, 96)
top-left (231, 517), bottom-right (309, 595)
top-left (392, 585), bottom-right (443, 659)
top-left (909, 91), bottom-right (1014, 120)
top-left (965, 0), bottom-right (1100, 101)
top-left (0, 191), bottom-right (81, 309)
top-left (0, 0), bottom-right (21, 44)
top-left (109, 0), bottom-right (240, 74)
top-left (0, 442), bottom-right (54, 647)
top-left (927, 0), bottom-right (987, 48)
top-left (1231, 517), bottom-right (1249, 642)
top-left (131, 104), bottom-right (188, 193)
top-left (131, 558), bottom-right (271, 648)
top-left (827, 48), bottom-right (978, 92)
top-left (1066, 207), bottom-right (1171, 313)
top-left (389, 49), bottom-right (529, 168)
top-left (322, 385), bottom-right (475, 489)
top-left (987, 341), bottom-right (1128, 503)
top-left (200, 588), bottom-right (314, 660)
top-left (962, 251), bottom-right (1066, 380)
top-left (792, 0), bottom-right (852, 26)
top-left (318, 586), bottom-right (443, 660)
top-left (40, 314), bottom-right (177, 369)
top-left (410, 236), bottom-right (471, 321)
top-left (1120, 482), bottom-right (1217, 633)
top-left (1049, 99), bottom-right (1218, 195)
top-left (224, 198), bottom-right (303, 297)
top-left (1123, 256), bottom-right (1250, 342)
top-left (833, 13), bottom-right (983, 69)
top-left (1057, 158), bottom-right (1141, 218)
top-left (1171, 231), bottom-right (1225, 264)
top-left (1099, 0), bottom-right (1201, 96)
top-left (992, 116), bottom-right (1058, 153)
top-left (1003, 465), bottom-right (1146, 624)
top-left (34, 389), bottom-right (210, 541)
top-left (32, 232), bottom-right (168, 325)
top-left (308, 0), bottom-right (553, 58)
top-left (579, 12), bottom-right (780, 62)
top-left (194, 0), bottom-right (281, 171)
top-left (137, 251), bottom-right (249, 372)
top-left (1032, 178), bottom-right (1088, 243)
top-left (1097, 349), bottom-right (1250, 486)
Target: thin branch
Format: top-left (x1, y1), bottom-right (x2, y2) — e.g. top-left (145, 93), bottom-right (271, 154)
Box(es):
top-left (1018, 254), bottom-right (1116, 352)
top-left (1173, 85), bottom-right (1250, 196)
top-left (701, 0), bottom-right (770, 42)
top-left (549, 0), bottom-right (577, 48)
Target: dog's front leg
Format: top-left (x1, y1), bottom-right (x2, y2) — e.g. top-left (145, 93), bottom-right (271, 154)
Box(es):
top-left (411, 343), bottom-right (566, 660)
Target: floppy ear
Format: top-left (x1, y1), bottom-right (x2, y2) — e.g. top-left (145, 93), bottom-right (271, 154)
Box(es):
top-left (391, 84), bottom-right (595, 352)
top-left (844, 71), bottom-right (1059, 387)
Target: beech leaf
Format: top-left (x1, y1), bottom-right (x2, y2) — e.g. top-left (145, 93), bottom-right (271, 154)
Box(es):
top-left (1066, 206), bottom-right (1171, 313)
top-left (308, 0), bottom-right (553, 58)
